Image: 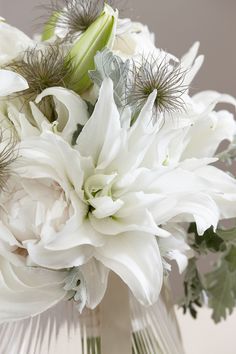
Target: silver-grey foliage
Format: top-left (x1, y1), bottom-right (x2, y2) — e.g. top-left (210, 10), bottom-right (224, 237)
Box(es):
top-left (89, 48), bottom-right (129, 109)
top-left (64, 267), bottom-right (87, 313)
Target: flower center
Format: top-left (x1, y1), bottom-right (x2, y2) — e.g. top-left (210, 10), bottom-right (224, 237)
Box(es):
top-left (83, 173), bottom-right (123, 219)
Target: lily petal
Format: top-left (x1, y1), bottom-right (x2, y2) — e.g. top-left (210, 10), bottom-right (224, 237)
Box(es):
top-left (95, 232), bottom-right (163, 306)
top-left (0, 70), bottom-right (28, 96)
top-left (36, 87), bottom-right (89, 142)
top-left (0, 257), bottom-right (66, 323)
top-left (80, 259), bottom-right (109, 309)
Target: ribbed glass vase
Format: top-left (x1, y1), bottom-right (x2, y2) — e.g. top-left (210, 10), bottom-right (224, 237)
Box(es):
top-left (0, 283), bottom-right (184, 354)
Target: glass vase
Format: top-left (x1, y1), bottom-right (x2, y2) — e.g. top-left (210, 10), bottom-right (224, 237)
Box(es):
top-left (0, 283), bottom-right (184, 354)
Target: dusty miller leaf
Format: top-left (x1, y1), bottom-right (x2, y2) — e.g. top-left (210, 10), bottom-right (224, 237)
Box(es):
top-left (180, 258), bottom-right (204, 319)
top-left (64, 267), bottom-right (87, 313)
top-left (216, 137), bottom-right (236, 166)
top-left (204, 245), bottom-right (236, 323)
top-left (183, 224), bottom-right (236, 323)
top-left (188, 223), bottom-right (226, 254)
top-left (89, 48), bottom-right (129, 108)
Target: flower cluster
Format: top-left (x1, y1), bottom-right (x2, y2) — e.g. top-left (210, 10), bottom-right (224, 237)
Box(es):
top-left (0, 1), bottom-right (236, 323)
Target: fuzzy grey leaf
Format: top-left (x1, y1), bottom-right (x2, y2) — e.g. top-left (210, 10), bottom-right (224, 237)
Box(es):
top-left (64, 267), bottom-right (87, 313)
top-left (89, 48), bottom-right (129, 108)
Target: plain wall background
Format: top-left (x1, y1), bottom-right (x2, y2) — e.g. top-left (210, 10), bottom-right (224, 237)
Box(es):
top-left (0, 0), bottom-right (236, 98)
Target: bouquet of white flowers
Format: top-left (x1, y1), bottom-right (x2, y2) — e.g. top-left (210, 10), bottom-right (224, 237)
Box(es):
top-left (0, 1), bottom-right (236, 353)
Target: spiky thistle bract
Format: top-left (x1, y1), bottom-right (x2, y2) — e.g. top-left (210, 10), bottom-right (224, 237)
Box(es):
top-left (42, 0), bottom-right (106, 40)
top-left (7, 45), bottom-right (72, 100)
top-left (0, 129), bottom-right (17, 191)
top-left (6, 45), bottom-right (73, 121)
top-left (126, 54), bottom-right (188, 118)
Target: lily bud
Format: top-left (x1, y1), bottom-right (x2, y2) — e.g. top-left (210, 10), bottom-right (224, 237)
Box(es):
top-left (65, 5), bottom-right (117, 94)
top-left (42, 12), bottom-right (60, 41)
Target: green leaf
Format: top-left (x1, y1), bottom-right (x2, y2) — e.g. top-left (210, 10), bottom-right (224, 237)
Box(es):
top-left (204, 247), bottom-right (236, 323)
top-left (216, 137), bottom-right (236, 166)
top-left (217, 228), bottom-right (236, 243)
top-left (41, 12), bottom-right (60, 41)
top-left (189, 223), bottom-right (226, 254)
top-left (180, 258), bottom-right (204, 319)
top-left (182, 224), bottom-right (236, 322)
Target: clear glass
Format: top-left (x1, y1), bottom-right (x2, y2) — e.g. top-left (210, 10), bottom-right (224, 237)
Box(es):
top-left (0, 286), bottom-right (184, 354)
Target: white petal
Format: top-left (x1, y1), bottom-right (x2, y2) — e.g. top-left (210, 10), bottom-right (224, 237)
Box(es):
top-left (95, 232), bottom-right (163, 305)
top-left (77, 78), bottom-right (121, 168)
top-left (109, 91), bottom-right (158, 174)
top-left (195, 165), bottom-right (236, 219)
top-left (26, 242), bottom-right (93, 270)
top-left (36, 87), bottom-right (89, 142)
top-left (159, 224), bottom-right (191, 273)
top-left (0, 70), bottom-right (28, 96)
top-left (181, 42), bottom-right (204, 86)
top-left (18, 131), bottom-right (85, 194)
top-left (193, 90), bottom-right (236, 110)
top-left (0, 257), bottom-right (66, 323)
top-left (181, 42), bottom-right (200, 70)
top-left (90, 208), bottom-right (160, 235)
top-left (80, 259), bottom-right (109, 309)
top-left (183, 56), bottom-right (204, 86)
top-left (152, 193), bottom-right (219, 235)
top-left (0, 23), bottom-right (32, 65)
top-left (91, 196), bottom-right (124, 219)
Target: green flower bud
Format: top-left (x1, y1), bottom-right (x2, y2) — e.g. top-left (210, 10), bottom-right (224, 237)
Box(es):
top-left (65, 5), bottom-right (117, 94)
top-left (42, 12), bottom-right (60, 41)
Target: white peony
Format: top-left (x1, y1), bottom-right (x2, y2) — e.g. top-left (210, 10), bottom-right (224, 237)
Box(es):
top-left (0, 208), bottom-right (67, 323)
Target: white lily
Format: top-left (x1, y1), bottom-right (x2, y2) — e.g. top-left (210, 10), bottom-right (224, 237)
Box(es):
top-left (0, 70), bottom-right (28, 96)
top-left (1, 78), bottom-right (233, 312)
top-left (0, 22), bottom-right (32, 66)
top-left (6, 86), bottom-right (89, 143)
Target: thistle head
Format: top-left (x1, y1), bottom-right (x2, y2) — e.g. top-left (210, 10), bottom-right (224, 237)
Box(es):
top-left (6, 45), bottom-right (73, 120)
top-left (0, 129), bottom-right (17, 191)
top-left (126, 53), bottom-right (188, 118)
top-left (42, 0), bottom-right (106, 40)
top-left (7, 45), bottom-right (71, 100)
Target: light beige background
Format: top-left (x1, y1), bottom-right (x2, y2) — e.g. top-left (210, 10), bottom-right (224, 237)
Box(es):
top-left (0, 1), bottom-right (236, 353)
top-left (1, 0), bottom-right (236, 97)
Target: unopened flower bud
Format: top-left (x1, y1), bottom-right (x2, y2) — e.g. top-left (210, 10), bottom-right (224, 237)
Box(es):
top-left (65, 5), bottom-right (117, 94)
top-left (42, 12), bottom-right (60, 41)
